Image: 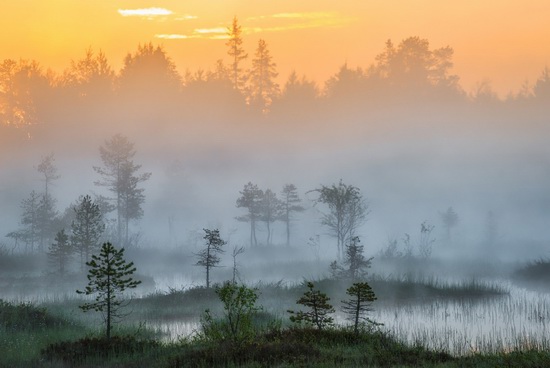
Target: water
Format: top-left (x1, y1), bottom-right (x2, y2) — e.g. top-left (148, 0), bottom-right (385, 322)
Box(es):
top-left (150, 280), bottom-right (550, 355)
top-left (372, 282), bottom-right (550, 355)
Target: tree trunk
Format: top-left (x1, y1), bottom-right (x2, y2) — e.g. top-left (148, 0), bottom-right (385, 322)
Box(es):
top-left (286, 212), bottom-right (290, 246)
top-left (107, 273), bottom-right (111, 341)
top-left (354, 294), bottom-right (360, 335)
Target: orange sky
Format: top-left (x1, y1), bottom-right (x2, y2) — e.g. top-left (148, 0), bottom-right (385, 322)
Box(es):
top-left (1, 1), bottom-right (549, 96)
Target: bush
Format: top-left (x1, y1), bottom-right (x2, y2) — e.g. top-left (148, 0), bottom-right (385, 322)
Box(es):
top-left (199, 282), bottom-right (262, 345)
top-left (0, 300), bottom-right (69, 331)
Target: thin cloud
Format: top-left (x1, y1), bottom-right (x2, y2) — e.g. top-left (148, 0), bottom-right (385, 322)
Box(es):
top-left (242, 12), bottom-right (354, 33)
top-left (247, 12), bottom-right (338, 21)
top-left (152, 13), bottom-right (352, 42)
top-left (272, 12), bottom-right (335, 19)
top-left (155, 34), bottom-right (191, 40)
top-left (118, 8), bottom-right (173, 17)
top-left (155, 28), bottom-right (229, 41)
top-left (175, 15), bottom-right (198, 21)
top-left (193, 27), bottom-right (227, 34)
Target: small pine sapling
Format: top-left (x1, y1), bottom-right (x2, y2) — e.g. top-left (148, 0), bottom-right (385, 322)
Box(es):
top-left (288, 281), bottom-right (335, 330)
top-left (341, 282), bottom-right (380, 334)
top-left (76, 242), bottom-right (141, 340)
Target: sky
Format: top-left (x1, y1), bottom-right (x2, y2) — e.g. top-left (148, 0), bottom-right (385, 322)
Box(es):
top-left (1, 1), bottom-right (549, 95)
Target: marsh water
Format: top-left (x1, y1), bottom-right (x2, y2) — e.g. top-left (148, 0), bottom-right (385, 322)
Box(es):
top-left (146, 279), bottom-right (550, 356)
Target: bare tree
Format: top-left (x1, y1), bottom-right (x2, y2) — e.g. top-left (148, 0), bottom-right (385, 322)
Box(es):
top-left (231, 245), bottom-right (245, 284)
top-left (418, 221), bottom-right (435, 258)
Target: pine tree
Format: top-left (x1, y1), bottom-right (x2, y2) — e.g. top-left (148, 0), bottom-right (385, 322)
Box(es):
top-left (330, 236), bottom-right (372, 281)
top-left (48, 229), bottom-right (73, 276)
top-left (20, 190), bottom-right (40, 253)
top-left (341, 282), bottom-right (378, 335)
top-left (36, 192), bottom-right (58, 252)
top-left (249, 39), bottom-right (279, 113)
top-left (36, 152), bottom-right (60, 197)
top-left (280, 184), bottom-right (305, 246)
top-left (288, 282), bottom-right (335, 330)
top-left (236, 182), bottom-right (263, 247)
top-left (71, 195), bottom-right (105, 270)
top-left (226, 16), bottom-right (248, 91)
top-left (260, 189), bottom-right (282, 246)
top-left (77, 242), bottom-right (141, 341)
top-left (195, 228), bottom-right (226, 288)
top-left (94, 134), bottom-right (151, 246)
top-left (440, 206), bottom-right (459, 242)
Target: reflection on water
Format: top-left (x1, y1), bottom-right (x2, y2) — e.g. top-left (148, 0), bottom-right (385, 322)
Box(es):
top-left (151, 318), bottom-right (202, 341)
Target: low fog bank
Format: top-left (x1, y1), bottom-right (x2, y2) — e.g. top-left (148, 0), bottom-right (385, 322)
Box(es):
top-left (1, 106), bottom-right (549, 268)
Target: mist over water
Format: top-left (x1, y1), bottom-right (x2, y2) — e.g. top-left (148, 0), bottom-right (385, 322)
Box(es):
top-left (0, 35), bottom-right (549, 313)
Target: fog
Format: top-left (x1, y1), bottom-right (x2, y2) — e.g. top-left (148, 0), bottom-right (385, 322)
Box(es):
top-left (1, 37), bottom-right (550, 287)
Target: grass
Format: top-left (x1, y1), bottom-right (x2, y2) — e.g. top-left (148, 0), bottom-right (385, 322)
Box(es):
top-left (0, 249), bottom-right (544, 367)
top-left (2, 284), bottom-right (550, 367)
top-left (0, 300), bottom-right (85, 367)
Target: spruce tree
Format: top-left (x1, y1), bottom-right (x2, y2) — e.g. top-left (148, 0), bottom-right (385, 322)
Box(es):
top-left (330, 236), bottom-right (372, 281)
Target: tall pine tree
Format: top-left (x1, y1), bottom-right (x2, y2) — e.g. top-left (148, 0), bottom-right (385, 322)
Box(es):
top-left (71, 195), bottom-right (105, 270)
top-left (249, 39), bottom-right (279, 113)
top-left (94, 134), bottom-right (150, 246)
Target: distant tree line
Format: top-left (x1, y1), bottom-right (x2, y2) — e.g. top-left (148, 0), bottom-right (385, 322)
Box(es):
top-left (1, 17), bottom-right (549, 143)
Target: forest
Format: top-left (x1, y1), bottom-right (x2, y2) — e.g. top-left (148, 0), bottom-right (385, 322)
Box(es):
top-left (1, 17), bottom-right (550, 367)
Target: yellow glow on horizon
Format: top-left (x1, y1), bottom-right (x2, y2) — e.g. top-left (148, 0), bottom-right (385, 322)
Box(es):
top-left (0, 1), bottom-right (548, 96)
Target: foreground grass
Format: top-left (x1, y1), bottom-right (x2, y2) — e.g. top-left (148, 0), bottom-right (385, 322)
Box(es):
top-left (38, 328), bottom-right (550, 368)
top-left (3, 299), bottom-right (550, 367)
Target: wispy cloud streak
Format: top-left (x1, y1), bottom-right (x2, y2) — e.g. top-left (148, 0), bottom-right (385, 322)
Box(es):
top-left (118, 8), bottom-right (173, 17)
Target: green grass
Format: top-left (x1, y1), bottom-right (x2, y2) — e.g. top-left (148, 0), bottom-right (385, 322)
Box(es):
top-left (0, 299), bottom-right (85, 367)
top-left (3, 293), bottom-right (550, 367)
